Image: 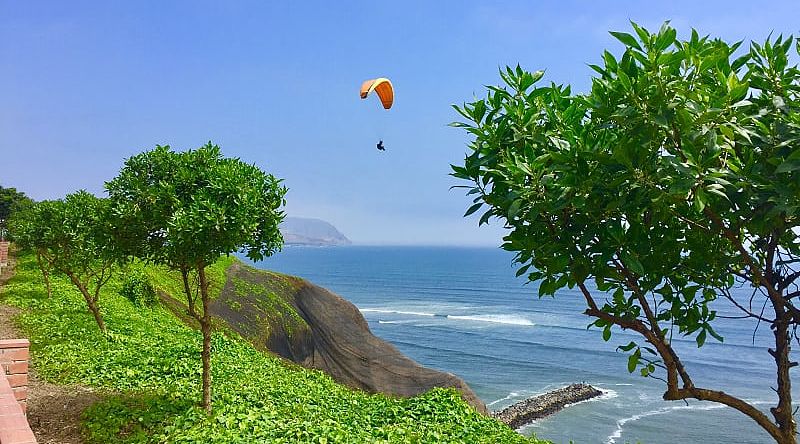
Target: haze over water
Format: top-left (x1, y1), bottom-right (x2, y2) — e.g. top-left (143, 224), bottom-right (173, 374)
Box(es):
top-left (250, 245), bottom-right (791, 444)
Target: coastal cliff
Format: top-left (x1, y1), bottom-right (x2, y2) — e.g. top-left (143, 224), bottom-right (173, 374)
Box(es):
top-left (160, 259), bottom-right (487, 414)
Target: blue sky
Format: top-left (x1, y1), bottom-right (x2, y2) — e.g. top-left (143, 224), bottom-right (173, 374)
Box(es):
top-left (2, 1), bottom-right (798, 245)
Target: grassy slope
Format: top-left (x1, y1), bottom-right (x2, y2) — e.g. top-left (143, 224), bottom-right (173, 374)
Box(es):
top-left (0, 253), bottom-right (546, 444)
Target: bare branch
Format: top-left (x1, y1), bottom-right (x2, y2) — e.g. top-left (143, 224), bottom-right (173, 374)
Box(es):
top-left (719, 287), bottom-right (773, 323)
top-left (665, 387), bottom-right (782, 443)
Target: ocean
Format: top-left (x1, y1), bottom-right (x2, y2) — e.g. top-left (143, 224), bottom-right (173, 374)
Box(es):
top-left (246, 245), bottom-right (788, 444)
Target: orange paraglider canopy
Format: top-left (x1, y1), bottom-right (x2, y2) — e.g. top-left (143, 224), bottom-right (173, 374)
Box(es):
top-left (360, 78), bottom-right (394, 109)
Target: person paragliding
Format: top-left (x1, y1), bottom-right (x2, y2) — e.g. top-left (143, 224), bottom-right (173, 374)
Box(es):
top-left (360, 78), bottom-right (394, 109)
top-left (360, 78), bottom-right (394, 151)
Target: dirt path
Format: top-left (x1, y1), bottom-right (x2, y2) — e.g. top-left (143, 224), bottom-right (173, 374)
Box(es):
top-left (0, 254), bottom-right (101, 444)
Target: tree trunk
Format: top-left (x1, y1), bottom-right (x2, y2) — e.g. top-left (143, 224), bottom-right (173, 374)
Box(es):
top-left (35, 251), bottom-right (51, 298)
top-left (773, 316), bottom-right (796, 444)
top-left (66, 273), bottom-right (106, 333)
top-left (198, 264), bottom-right (212, 413)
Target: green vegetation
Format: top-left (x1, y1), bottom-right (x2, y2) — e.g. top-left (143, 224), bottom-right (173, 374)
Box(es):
top-left (106, 142), bottom-right (288, 412)
top-left (119, 267), bottom-right (158, 308)
top-left (230, 274), bottom-right (308, 339)
top-left (9, 191), bottom-right (115, 331)
top-left (7, 200), bottom-right (57, 297)
top-left (0, 185), bottom-right (32, 240)
top-left (453, 21), bottom-right (800, 444)
top-left (144, 256), bottom-right (237, 307)
top-left (2, 253), bottom-right (542, 443)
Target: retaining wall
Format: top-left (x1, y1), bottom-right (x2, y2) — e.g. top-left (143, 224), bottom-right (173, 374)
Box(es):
top-left (0, 243), bottom-right (8, 275)
top-left (0, 339), bottom-right (36, 444)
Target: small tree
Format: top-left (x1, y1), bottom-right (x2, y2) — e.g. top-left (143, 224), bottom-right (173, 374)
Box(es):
top-left (106, 142), bottom-right (286, 412)
top-left (8, 201), bottom-right (58, 298)
top-left (453, 23), bottom-right (800, 444)
top-left (10, 192), bottom-right (115, 331)
top-left (0, 185), bottom-right (33, 241)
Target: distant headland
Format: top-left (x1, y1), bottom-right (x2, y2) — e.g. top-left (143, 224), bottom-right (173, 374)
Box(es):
top-left (280, 217), bottom-right (352, 246)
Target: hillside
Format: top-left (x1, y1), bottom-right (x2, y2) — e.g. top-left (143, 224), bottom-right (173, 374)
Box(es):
top-left (0, 252), bottom-right (543, 443)
top-left (204, 261), bottom-right (486, 413)
top-left (280, 217), bottom-right (352, 246)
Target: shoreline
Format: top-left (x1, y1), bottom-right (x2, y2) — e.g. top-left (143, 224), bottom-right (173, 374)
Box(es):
top-left (491, 383), bottom-right (604, 429)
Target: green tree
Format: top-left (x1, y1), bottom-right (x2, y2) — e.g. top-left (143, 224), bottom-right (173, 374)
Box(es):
top-left (0, 185), bottom-right (33, 240)
top-left (452, 23), bottom-right (800, 444)
top-left (10, 192), bottom-right (115, 330)
top-left (105, 142), bottom-right (287, 412)
top-left (8, 201), bottom-right (58, 298)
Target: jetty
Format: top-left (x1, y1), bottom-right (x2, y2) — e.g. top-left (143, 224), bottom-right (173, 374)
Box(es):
top-left (492, 383), bottom-right (603, 429)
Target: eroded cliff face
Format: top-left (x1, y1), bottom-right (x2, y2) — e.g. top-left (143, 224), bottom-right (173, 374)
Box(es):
top-left (207, 262), bottom-right (488, 414)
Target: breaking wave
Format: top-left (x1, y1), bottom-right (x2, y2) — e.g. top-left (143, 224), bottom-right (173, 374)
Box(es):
top-left (606, 403), bottom-right (727, 444)
top-left (359, 307), bottom-right (535, 326)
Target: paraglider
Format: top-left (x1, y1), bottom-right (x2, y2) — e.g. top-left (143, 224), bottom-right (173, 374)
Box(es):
top-left (360, 78), bottom-right (394, 109)
top-left (360, 78), bottom-right (394, 151)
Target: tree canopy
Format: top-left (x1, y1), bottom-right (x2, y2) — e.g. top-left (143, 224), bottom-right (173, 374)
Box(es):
top-left (10, 192), bottom-right (115, 331)
top-left (453, 22), bottom-right (800, 444)
top-left (105, 142), bottom-right (287, 412)
top-left (0, 185), bottom-right (33, 240)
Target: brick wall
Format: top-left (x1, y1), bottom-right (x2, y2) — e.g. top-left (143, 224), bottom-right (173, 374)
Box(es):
top-left (0, 339), bottom-right (36, 444)
top-left (0, 242), bottom-right (8, 266)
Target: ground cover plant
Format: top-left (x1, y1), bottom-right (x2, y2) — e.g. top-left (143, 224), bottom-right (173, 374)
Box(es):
top-left (1, 252), bottom-right (543, 443)
top-left (453, 22), bottom-right (800, 443)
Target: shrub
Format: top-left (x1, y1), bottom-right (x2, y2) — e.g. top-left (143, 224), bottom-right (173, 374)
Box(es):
top-left (120, 271), bottom-right (158, 308)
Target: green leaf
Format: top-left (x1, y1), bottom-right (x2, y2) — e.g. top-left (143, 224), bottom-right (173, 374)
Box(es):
top-left (705, 184), bottom-right (730, 201)
top-left (630, 22), bottom-right (650, 45)
top-left (655, 26), bottom-right (677, 51)
top-left (507, 199), bottom-right (522, 219)
top-left (617, 69), bottom-right (632, 90)
top-left (478, 210), bottom-right (492, 226)
top-left (472, 100), bottom-right (487, 123)
top-left (620, 252), bottom-right (644, 275)
top-left (708, 326), bottom-right (724, 343)
top-left (696, 329), bottom-right (707, 347)
top-left (463, 203), bottom-right (483, 217)
top-left (588, 64), bottom-right (606, 76)
top-left (627, 349), bottom-right (640, 373)
top-left (610, 31), bottom-right (643, 51)
top-left (515, 264), bottom-right (531, 277)
top-left (602, 50), bottom-right (618, 72)
top-left (693, 188), bottom-right (707, 212)
top-left (776, 159), bottom-right (800, 173)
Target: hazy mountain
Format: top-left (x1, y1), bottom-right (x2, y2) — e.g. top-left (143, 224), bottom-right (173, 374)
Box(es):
top-left (280, 217), bottom-right (352, 246)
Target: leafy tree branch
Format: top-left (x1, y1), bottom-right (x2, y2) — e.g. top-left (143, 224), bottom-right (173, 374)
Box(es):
top-left (453, 22), bottom-right (800, 444)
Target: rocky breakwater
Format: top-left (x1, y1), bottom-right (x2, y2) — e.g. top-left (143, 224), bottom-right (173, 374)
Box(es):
top-left (492, 383), bottom-right (603, 429)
